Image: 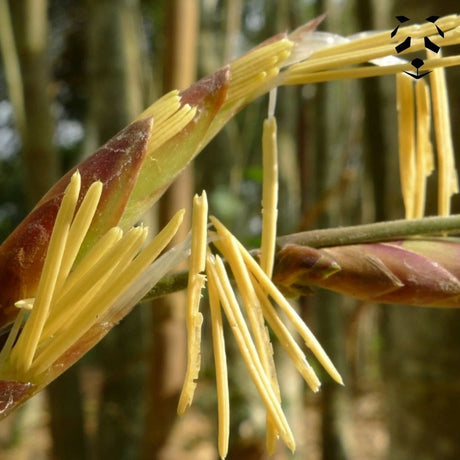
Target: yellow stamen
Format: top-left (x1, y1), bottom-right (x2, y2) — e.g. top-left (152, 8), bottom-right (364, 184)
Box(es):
top-left (54, 180), bottom-right (103, 294)
top-left (149, 103), bottom-right (196, 151)
top-left (227, 70), bottom-right (269, 103)
top-left (396, 73), bottom-right (416, 219)
top-left (0, 309), bottom-right (27, 370)
top-left (2, 167), bottom-right (185, 381)
top-left (30, 209), bottom-right (184, 377)
top-left (136, 90), bottom-right (181, 123)
top-left (298, 15), bottom-right (459, 60)
top-left (52, 227), bottom-right (124, 307)
top-left (428, 49), bottom-right (458, 216)
top-left (226, 38), bottom-right (293, 105)
top-left (206, 254), bottom-right (296, 452)
top-left (230, 39), bottom-right (292, 82)
top-left (260, 115), bottom-right (278, 277)
top-left (282, 14), bottom-right (460, 86)
top-left (135, 89), bottom-right (197, 154)
top-left (211, 216), bottom-right (343, 386)
top-left (11, 172), bottom-right (81, 374)
top-left (296, 14), bottom-right (459, 60)
top-left (213, 231), bottom-right (282, 453)
top-left (286, 42), bottom-right (401, 79)
top-left (283, 55), bottom-right (460, 85)
top-left (178, 192), bottom-right (208, 415)
top-left (29, 227), bottom-right (148, 375)
top-left (414, 79), bottom-right (433, 218)
top-left (206, 251), bottom-right (230, 460)
top-left (260, 92), bottom-right (280, 453)
top-left (40, 226), bottom-right (149, 343)
top-left (251, 276), bottom-right (321, 391)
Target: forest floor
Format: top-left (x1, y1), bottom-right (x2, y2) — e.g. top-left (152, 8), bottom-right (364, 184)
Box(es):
top-left (156, 389), bottom-right (388, 460)
top-left (0, 385), bottom-right (388, 460)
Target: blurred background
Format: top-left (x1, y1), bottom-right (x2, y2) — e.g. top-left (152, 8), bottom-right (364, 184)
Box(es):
top-left (0, 0), bottom-right (460, 459)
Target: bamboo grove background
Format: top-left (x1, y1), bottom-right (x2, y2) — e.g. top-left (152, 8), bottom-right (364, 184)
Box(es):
top-left (0, 0), bottom-right (460, 459)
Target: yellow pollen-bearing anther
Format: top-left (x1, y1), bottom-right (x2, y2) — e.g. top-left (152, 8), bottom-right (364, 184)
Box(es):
top-left (260, 114), bottom-right (278, 277)
top-left (428, 49), bottom-right (458, 216)
top-left (135, 90), bottom-right (182, 124)
top-left (396, 73), bottom-right (416, 219)
top-left (206, 251), bottom-right (230, 460)
top-left (210, 216), bottom-right (343, 387)
top-left (2, 171), bottom-right (185, 382)
top-left (414, 79), bottom-right (434, 218)
top-left (178, 191), bottom-right (208, 415)
top-left (10, 172), bottom-right (82, 375)
top-left (206, 253), bottom-right (296, 452)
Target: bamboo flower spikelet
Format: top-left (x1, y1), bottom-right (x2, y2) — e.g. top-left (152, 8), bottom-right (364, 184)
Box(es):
top-left (1, 13), bottom-right (460, 456)
top-left (0, 171), bottom-right (186, 403)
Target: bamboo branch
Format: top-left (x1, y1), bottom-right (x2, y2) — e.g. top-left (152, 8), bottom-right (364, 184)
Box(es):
top-left (276, 214), bottom-right (460, 248)
top-left (142, 214), bottom-right (460, 300)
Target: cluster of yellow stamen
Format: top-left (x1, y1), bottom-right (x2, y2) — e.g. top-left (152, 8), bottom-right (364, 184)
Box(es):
top-left (177, 191), bottom-right (208, 415)
top-left (226, 38), bottom-right (293, 106)
top-left (396, 54), bottom-right (458, 218)
top-left (177, 17), bottom-right (460, 455)
top-left (207, 14), bottom-right (460, 220)
top-left (178, 93), bottom-right (342, 458)
top-left (0, 172), bottom-right (184, 382)
top-left (281, 14), bottom-right (460, 85)
top-left (428, 49), bottom-right (458, 216)
top-left (135, 90), bottom-right (196, 152)
top-left (274, 15), bottom-right (460, 219)
top-left (396, 73), bottom-right (432, 218)
top-left (132, 14), bottom-right (460, 223)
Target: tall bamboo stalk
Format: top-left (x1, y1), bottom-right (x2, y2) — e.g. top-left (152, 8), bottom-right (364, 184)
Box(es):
top-left (307, 2), bottom-right (355, 458)
top-left (142, 1), bottom-right (199, 458)
top-left (84, 1), bottom-right (148, 458)
top-left (9, 0), bottom-right (58, 208)
top-left (7, 1), bottom-right (86, 458)
top-left (381, 2), bottom-right (460, 458)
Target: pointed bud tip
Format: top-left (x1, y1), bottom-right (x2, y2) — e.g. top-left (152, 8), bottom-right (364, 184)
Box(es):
top-left (180, 67), bottom-right (230, 108)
